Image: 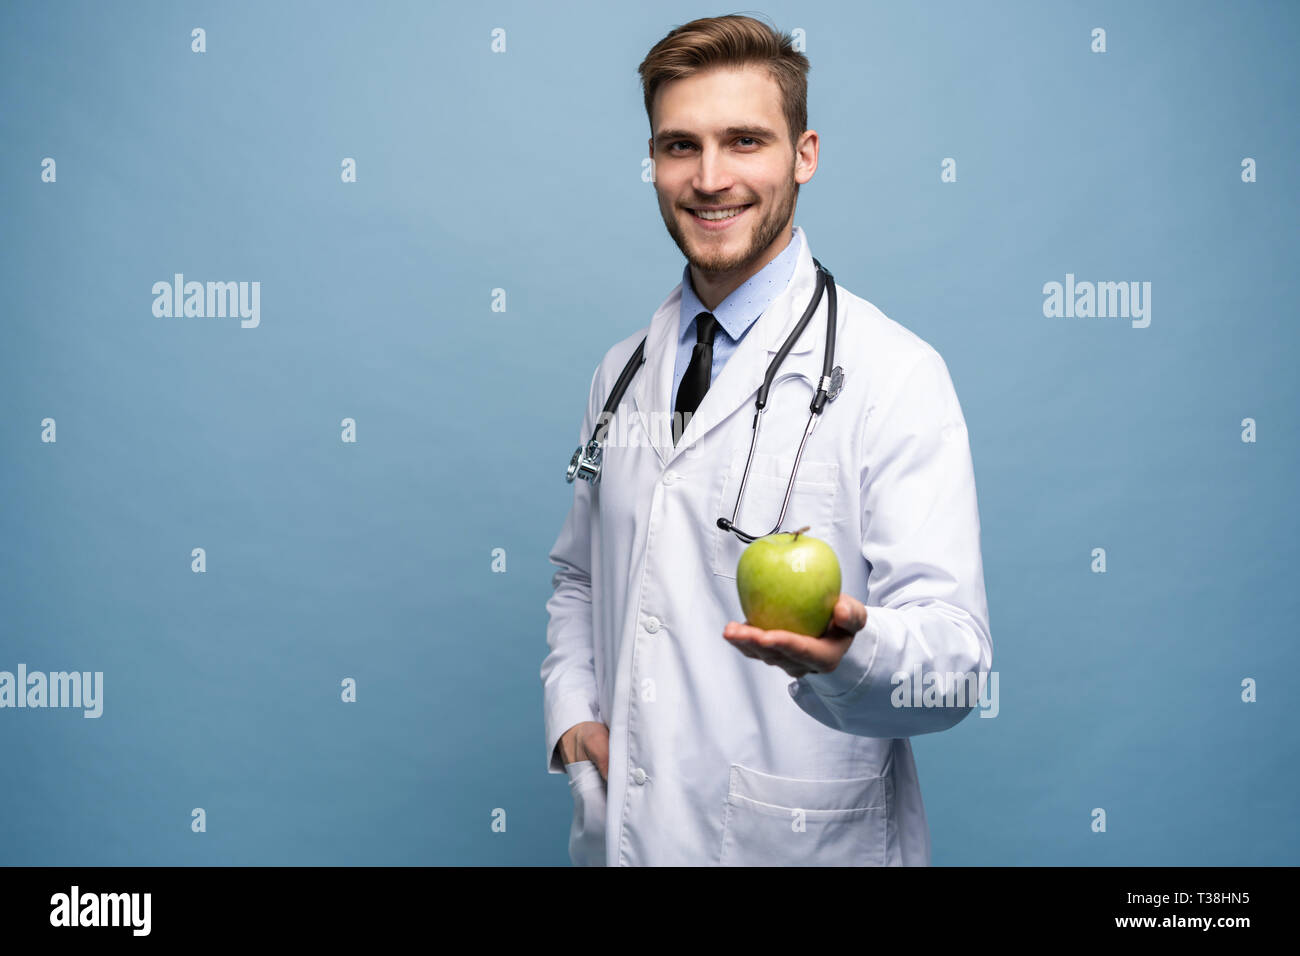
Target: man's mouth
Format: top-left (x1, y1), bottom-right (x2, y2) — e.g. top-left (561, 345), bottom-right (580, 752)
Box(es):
top-left (687, 203), bottom-right (752, 223)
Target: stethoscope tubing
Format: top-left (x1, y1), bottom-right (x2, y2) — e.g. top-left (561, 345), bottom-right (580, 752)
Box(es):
top-left (567, 258), bottom-right (839, 488)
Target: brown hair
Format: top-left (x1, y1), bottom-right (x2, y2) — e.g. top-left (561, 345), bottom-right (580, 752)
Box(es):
top-left (637, 14), bottom-right (810, 148)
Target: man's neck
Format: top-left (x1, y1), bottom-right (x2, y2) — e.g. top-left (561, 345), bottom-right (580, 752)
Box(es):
top-left (689, 227), bottom-right (795, 312)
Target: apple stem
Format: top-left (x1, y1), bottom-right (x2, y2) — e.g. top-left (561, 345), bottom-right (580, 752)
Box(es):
top-left (793, 525), bottom-right (810, 540)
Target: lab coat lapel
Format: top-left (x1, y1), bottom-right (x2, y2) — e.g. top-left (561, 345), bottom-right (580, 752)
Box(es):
top-left (630, 285), bottom-right (683, 470)
top-left (632, 227), bottom-right (827, 468)
top-left (667, 228), bottom-right (825, 460)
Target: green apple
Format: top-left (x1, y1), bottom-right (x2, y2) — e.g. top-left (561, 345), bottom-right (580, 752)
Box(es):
top-left (736, 526), bottom-right (841, 636)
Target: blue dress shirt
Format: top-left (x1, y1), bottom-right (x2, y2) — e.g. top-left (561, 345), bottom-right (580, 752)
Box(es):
top-left (672, 227), bottom-right (803, 404)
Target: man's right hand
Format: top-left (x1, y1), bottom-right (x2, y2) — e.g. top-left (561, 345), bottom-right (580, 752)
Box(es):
top-left (558, 721), bottom-right (609, 781)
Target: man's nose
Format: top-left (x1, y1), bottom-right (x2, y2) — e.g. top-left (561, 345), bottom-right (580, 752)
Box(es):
top-left (692, 143), bottom-right (735, 195)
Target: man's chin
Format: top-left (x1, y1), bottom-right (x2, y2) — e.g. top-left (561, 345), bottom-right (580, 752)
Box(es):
top-left (683, 233), bottom-right (755, 274)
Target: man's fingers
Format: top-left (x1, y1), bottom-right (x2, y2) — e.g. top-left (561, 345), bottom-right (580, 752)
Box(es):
top-left (583, 724), bottom-right (611, 782)
top-left (726, 630), bottom-right (783, 665)
top-left (743, 629), bottom-right (829, 670)
top-left (824, 595), bottom-right (867, 639)
top-left (727, 622), bottom-right (831, 671)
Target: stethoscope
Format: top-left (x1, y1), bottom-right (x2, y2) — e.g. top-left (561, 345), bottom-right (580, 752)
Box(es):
top-left (567, 257), bottom-right (844, 544)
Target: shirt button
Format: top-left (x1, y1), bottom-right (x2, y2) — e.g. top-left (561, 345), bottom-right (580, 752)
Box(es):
top-left (632, 768), bottom-right (647, 784)
top-left (644, 616), bottom-right (661, 633)
top-left (788, 680), bottom-right (801, 698)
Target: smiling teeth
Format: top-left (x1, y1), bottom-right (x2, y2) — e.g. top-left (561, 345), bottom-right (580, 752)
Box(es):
top-left (695, 206), bottom-right (746, 220)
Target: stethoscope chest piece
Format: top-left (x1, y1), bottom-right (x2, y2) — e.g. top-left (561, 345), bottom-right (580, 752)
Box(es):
top-left (567, 438), bottom-right (603, 484)
top-left (566, 259), bottom-right (840, 496)
top-left (828, 365), bottom-right (844, 402)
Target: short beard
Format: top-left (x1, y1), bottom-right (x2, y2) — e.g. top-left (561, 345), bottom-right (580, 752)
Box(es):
top-left (662, 178), bottom-right (798, 277)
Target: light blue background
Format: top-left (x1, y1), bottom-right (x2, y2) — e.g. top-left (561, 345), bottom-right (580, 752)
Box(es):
top-left (1, 0), bottom-right (1297, 865)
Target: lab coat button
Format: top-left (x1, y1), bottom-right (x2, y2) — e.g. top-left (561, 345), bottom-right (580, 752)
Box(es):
top-left (644, 616), bottom-right (660, 633)
top-left (632, 768), bottom-right (647, 784)
top-left (662, 471), bottom-right (678, 485)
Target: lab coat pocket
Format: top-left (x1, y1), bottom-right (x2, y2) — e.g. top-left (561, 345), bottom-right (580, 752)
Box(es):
top-left (711, 451), bottom-right (839, 579)
top-left (719, 763), bottom-right (887, 866)
top-left (564, 760), bottom-right (607, 867)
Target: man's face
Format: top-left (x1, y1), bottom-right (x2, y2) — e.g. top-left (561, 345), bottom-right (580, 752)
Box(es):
top-left (649, 64), bottom-right (811, 277)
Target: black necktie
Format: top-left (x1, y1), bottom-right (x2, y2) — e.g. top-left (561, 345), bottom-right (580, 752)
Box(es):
top-left (673, 311), bottom-right (719, 446)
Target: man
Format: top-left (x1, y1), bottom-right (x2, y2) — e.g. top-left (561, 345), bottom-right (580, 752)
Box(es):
top-left (542, 14), bottom-right (992, 866)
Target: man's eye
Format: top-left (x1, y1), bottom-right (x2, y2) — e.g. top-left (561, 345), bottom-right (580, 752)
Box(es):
top-left (665, 138), bottom-right (758, 152)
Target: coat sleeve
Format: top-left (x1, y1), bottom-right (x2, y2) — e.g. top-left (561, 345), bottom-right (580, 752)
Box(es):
top-left (791, 347), bottom-right (993, 738)
top-left (541, 363), bottom-right (605, 773)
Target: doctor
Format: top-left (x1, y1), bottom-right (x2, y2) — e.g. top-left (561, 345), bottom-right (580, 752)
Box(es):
top-left (542, 14), bottom-right (992, 866)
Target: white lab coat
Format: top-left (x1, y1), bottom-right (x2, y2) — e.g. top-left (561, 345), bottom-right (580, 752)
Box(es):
top-left (542, 226), bottom-right (991, 866)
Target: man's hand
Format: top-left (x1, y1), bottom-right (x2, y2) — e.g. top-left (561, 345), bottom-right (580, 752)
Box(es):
top-left (557, 721), bottom-right (610, 781)
top-left (722, 594), bottom-right (867, 678)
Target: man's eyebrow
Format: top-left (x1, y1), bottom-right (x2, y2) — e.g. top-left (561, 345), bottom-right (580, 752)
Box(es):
top-left (653, 125), bottom-right (780, 145)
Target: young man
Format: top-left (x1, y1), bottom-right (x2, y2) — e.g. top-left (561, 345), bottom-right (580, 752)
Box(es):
top-left (542, 14), bottom-right (992, 866)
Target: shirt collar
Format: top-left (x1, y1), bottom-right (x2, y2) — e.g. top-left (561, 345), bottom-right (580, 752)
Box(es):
top-left (679, 226), bottom-right (803, 344)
